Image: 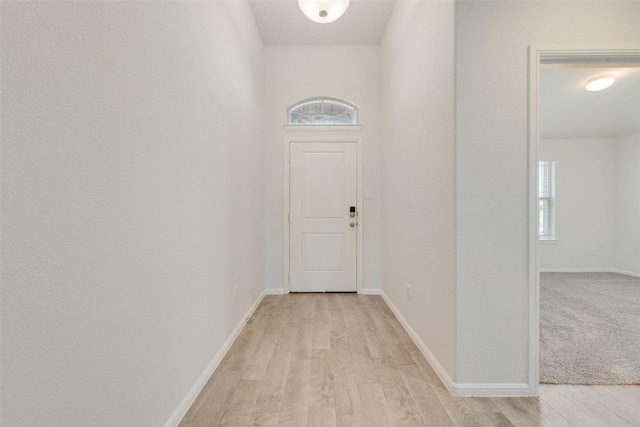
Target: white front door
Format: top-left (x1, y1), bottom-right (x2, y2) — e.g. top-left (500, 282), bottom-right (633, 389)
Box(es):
top-left (289, 142), bottom-right (357, 292)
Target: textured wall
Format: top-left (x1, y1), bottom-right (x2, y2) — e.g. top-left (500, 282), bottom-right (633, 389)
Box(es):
top-left (456, 1), bottom-right (640, 386)
top-left (380, 0), bottom-right (456, 380)
top-left (615, 132), bottom-right (640, 276)
top-left (1, 2), bottom-right (264, 425)
top-left (539, 139), bottom-right (616, 271)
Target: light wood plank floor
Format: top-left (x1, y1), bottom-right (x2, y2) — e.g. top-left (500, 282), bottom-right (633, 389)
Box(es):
top-left (179, 294), bottom-right (640, 427)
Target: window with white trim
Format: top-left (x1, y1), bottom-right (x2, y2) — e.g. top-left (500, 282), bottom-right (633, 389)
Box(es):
top-left (288, 97), bottom-right (358, 125)
top-left (538, 160), bottom-right (556, 240)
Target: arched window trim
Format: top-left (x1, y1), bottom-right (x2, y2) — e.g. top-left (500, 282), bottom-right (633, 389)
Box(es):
top-left (287, 96), bottom-right (359, 125)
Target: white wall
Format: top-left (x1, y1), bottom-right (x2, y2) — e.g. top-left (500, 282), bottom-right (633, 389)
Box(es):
top-left (615, 132), bottom-right (640, 276)
top-left (539, 139), bottom-right (616, 271)
top-left (380, 1), bottom-right (456, 380)
top-left (1, 2), bottom-right (264, 426)
top-left (263, 45), bottom-right (382, 292)
top-left (456, 1), bottom-right (640, 387)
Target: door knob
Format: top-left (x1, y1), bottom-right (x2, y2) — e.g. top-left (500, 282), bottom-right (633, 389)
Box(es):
top-left (350, 222), bottom-right (356, 228)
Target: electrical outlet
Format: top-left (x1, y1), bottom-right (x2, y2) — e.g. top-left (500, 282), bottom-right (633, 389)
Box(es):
top-left (406, 284), bottom-right (412, 301)
top-left (235, 286), bottom-right (239, 301)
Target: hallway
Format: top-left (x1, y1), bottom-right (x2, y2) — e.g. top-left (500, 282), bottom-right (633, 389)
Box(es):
top-left (178, 294), bottom-right (640, 426)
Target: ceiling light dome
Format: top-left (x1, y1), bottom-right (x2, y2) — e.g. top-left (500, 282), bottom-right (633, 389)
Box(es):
top-left (585, 74), bottom-right (615, 92)
top-left (298, 0), bottom-right (349, 24)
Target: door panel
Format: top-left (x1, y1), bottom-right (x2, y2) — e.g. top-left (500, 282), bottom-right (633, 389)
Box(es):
top-left (290, 142), bottom-right (357, 292)
top-left (303, 153), bottom-right (344, 219)
top-left (303, 234), bottom-right (344, 271)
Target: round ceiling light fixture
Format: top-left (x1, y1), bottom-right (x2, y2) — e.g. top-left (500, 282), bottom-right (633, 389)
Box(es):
top-left (585, 74), bottom-right (616, 92)
top-left (298, 0), bottom-right (350, 24)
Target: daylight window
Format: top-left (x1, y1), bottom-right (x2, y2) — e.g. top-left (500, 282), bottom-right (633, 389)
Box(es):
top-left (539, 161), bottom-right (556, 240)
top-left (288, 97), bottom-right (358, 125)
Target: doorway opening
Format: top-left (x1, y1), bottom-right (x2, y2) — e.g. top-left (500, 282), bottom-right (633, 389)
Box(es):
top-left (528, 46), bottom-right (640, 393)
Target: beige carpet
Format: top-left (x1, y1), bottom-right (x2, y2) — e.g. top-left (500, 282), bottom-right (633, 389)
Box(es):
top-left (540, 272), bottom-right (640, 385)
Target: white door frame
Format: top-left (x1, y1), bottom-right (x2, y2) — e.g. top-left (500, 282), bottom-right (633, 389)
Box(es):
top-left (527, 44), bottom-right (640, 395)
top-left (283, 135), bottom-right (364, 294)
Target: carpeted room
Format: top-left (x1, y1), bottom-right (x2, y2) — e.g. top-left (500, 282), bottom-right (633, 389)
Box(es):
top-left (538, 66), bottom-right (640, 385)
top-left (540, 272), bottom-right (640, 384)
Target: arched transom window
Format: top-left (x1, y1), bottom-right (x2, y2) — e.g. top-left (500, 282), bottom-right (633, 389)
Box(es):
top-left (288, 97), bottom-right (358, 125)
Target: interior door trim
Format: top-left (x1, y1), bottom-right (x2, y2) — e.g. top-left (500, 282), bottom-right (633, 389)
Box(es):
top-left (283, 135), bottom-right (363, 294)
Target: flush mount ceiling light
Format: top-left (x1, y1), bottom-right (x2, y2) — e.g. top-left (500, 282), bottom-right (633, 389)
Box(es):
top-left (298, 0), bottom-right (349, 24)
top-left (585, 74), bottom-right (616, 92)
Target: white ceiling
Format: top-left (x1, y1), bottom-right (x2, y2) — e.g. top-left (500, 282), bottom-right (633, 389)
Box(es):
top-left (540, 66), bottom-right (640, 139)
top-left (249, 3), bottom-right (640, 139)
top-left (249, 0), bottom-right (395, 45)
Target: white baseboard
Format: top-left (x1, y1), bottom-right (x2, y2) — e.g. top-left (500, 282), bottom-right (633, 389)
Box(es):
top-left (380, 291), bottom-right (457, 395)
top-left (540, 268), bottom-right (640, 278)
top-left (455, 383), bottom-right (531, 397)
top-left (380, 291), bottom-right (532, 397)
top-left (615, 269), bottom-right (640, 278)
top-left (540, 268), bottom-right (616, 273)
top-left (165, 291), bottom-right (266, 427)
top-left (265, 288), bottom-right (288, 295)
